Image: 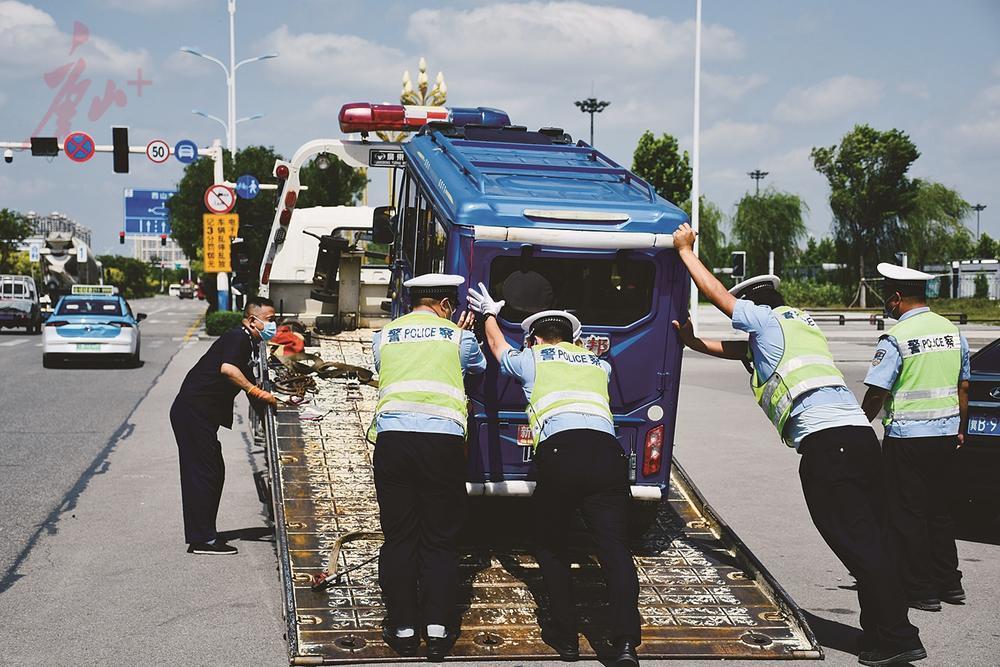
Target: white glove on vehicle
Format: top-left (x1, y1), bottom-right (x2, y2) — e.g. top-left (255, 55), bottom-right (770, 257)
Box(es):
top-left (467, 282), bottom-right (505, 316)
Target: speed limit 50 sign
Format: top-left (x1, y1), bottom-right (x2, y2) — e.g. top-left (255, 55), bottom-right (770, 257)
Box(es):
top-left (146, 139), bottom-right (170, 164)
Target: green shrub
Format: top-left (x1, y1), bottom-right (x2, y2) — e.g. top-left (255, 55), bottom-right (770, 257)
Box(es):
top-left (780, 279), bottom-right (851, 307)
top-left (205, 310), bottom-right (244, 336)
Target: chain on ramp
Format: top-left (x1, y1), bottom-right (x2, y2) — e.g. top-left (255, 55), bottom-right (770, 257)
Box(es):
top-left (263, 331), bottom-right (821, 663)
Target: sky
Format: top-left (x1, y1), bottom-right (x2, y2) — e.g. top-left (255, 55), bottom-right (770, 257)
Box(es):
top-left (1, 0), bottom-right (999, 257)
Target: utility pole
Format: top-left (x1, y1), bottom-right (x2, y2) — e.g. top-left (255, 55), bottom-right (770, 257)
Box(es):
top-left (574, 97), bottom-right (610, 146)
top-left (972, 203), bottom-right (987, 240)
top-left (748, 169), bottom-right (768, 195)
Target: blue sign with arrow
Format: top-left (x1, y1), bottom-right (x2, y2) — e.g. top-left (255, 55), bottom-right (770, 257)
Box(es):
top-left (124, 188), bottom-right (176, 235)
top-left (235, 174), bottom-right (260, 199)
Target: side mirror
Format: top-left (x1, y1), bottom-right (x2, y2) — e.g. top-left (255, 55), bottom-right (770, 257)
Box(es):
top-left (372, 206), bottom-right (395, 245)
top-left (136, 313), bottom-right (147, 322)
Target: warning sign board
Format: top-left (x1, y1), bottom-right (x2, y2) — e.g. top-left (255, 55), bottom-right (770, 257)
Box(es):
top-left (203, 213), bottom-right (239, 273)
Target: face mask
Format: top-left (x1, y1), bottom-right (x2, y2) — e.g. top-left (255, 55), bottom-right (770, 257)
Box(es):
top-left (252, 315), bottom-right (277, 340)
top-left (883, 296), bottom-right (899, 320)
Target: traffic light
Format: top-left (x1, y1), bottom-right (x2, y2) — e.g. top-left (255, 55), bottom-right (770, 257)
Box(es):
top-left (160, 234), bottom-right (167, 247)
top-left (731, 251), bottom-right (747, 279)
top-left (119, 231), bottom-right (125, 245)
top-left (112, 126), bottom-right (129, 173)
top-left (230, 237), bottom-right (253, 292)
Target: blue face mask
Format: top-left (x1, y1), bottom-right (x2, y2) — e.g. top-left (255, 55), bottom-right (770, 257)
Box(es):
top-left (253, 316), bottom-right (277, 340)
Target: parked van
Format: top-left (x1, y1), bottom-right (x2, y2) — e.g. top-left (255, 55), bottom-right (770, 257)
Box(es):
top-left (0, 274), bottom-right (42, 334)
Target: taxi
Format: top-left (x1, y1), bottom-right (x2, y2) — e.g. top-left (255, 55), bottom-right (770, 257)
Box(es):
top-left (42, 285), bottom-right (146, 368)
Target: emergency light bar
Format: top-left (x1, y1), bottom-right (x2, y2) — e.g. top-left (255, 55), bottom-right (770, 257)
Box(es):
top-left (339, 103), bottom-right (511, 134)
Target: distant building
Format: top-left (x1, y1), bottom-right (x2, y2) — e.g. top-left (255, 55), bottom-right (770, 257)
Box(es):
top-left (23, 211), bottom-right (92, 247)
top-left (133, 236), bottom-right (188, 268)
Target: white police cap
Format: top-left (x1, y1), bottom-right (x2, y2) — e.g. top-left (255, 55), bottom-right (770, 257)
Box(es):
top-left (876, 263), bottom-right (934, 282)
top-left (521, 309), bottom-right (582, 338)
top-left (729, 274), bottom-right (781, 298)
top-left (403, 274), bottom-right (464, 288)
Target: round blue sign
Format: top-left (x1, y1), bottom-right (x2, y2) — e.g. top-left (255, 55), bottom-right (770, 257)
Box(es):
top-left (174, 139), bottom-right (199, 164)
top-left (235, 174), bottom-right (260, 199)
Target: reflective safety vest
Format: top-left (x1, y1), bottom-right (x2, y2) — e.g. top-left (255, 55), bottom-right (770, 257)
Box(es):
top-left (883, 310), bottom-right (961, 426)
top-left (750, 306), bottom-right (847, 446)
top-left (367, 311), bottom-right (467, 442)
top-left (527, 341), bottom-right (613, 447)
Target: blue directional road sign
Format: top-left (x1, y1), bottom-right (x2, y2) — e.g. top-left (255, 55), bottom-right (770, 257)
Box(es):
top-left (124, 188), bottom-right (176, 235)
top-left (235, 174), bottom-right (260, 199)
top-left (174, 139), bottom-right (199, 164)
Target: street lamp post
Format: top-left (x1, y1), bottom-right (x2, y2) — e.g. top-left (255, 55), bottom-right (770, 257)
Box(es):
top-left (748, 169), bottom-right (768, 195)
top-left (972, 203), bottom-right (987, 240)
top-left (180, 0), bottom-right (276, 154)
top-left (574, 97), bottom-right (611, 146)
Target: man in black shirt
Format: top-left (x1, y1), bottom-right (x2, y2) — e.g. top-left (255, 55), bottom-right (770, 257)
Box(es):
top-left (171, 297), bottom-right (278, 555)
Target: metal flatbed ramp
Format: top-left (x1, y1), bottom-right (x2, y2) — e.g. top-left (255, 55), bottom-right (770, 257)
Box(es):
top-left (264, 333), bottom-right (821, 664)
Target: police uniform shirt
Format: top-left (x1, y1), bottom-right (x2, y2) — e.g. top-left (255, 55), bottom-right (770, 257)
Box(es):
top-left (177, 325), bottom-right (256, 429)
top-left (733, 300), bottom-right (870, 448)
top-left (864, 307), bottom-right (971, 437)
top-left (371, 327), bottom-right (486, 436)
top-left (500, 347), bottom-right (615, 441)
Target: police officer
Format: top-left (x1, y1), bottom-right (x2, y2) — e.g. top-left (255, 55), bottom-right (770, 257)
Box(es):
top-left (171, 296), bottom-right (278, 555)
top-left (861, 263), bottom-right (969, 612)
top-left (670, 224), bottom-right (925, 667)
top-left (467, 283), bottom-right (641, 667)
top-left (370, 274), bottom-right (485, 660)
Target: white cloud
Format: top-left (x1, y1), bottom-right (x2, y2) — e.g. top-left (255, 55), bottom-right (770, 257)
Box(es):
top-left (0, 1), bottom-right (149, 79)
top-left (700, 120), bottom-right (776, 153)
top-left (980, 84), bottom-right (1000, 108)
top-left (954, 114), bottom-right (1000, 150)
top-left (773, 75), bottom-right (882, 123)
top-left (703, 72), bottom-right (767, 101)
top-left (99, 0), bottom-right (199, 11)
top-left (897, 82), bottom-right (929, 100)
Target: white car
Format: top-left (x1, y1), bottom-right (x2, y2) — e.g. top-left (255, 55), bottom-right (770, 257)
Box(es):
top-left (168, 283), bottom-right (182, 297)
top-left (42, 294), bottom-right (146, 368)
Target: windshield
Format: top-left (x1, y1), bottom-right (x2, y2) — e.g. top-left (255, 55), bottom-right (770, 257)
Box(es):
top-left (57, 298), bottom-right (122, 316)
top-left (489, 255), bottom-right (655, 326)
top-left (971, 340), bottom-right (1000, 374)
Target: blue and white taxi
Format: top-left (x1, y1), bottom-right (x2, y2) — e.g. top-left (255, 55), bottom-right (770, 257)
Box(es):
top-left (42, 286), bottom-right (146, 367)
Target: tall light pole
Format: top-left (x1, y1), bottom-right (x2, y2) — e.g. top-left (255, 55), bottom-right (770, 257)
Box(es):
top-left (972, 203), bottom-right (987, 240)
top-left (748, 169), bottom-right (768, 195)
top-left (689, 0), bottom-right (703, 333)
top-left (574, 97), bottom-right (611, 145)
top-left (180, 0), bottom-right (277, 154)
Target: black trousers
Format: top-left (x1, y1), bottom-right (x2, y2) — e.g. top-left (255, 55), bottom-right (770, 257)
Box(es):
top-left (170, 399), bottom-right (225, 544)
top-left (798, 426), bottom-right (921, 653)
top-left (373, 430), bottom-right (467, 630)
top-left (533, 429), bottom-right (641, 645)
top-left (883, 435), bottom-right (962, 599)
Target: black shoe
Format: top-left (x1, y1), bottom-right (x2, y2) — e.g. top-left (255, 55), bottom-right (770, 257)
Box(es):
top-left (907, 598), bottom-right (941, 612)
top-left (187, 541), bottom-right (238, 555)
top-left (611, 638), bottom-right (639, 667)
top-left (425, 631), bottom-right (457, 662)
top-left (540, 629), bottom-right (579, 661)
top-left (940, 587), bottom-right (966, 604)
top-left (381, 625), bottom-right (419, 656)
top-left (858, 646), bottom-right (927, 666)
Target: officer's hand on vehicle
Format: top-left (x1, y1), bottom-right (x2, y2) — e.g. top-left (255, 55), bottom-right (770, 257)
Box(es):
top-left (467, 282), bottom-right (505, 316)
top-left (456, 310), bottom-right (475, 330)
top-left (260, 390), bottom-right (279, 407)
top-left (957, 432), bottom-right (964, 448)
top-left (672, 223), bottom-right (697, 252)
top-left (671, 317), bottom-right (695, 347)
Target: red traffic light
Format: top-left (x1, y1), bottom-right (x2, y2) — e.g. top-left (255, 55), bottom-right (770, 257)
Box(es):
top-left (160, 234), bottom-right (167, 246)
top-left (119, 231), bottom-right (125, 244)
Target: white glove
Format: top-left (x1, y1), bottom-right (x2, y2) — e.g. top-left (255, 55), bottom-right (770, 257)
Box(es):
top-left (467, 282), bottom-right (505, 316)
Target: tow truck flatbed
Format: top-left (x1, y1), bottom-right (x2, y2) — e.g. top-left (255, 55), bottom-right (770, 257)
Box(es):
top-left (260, 331), bottom-right (821, 663)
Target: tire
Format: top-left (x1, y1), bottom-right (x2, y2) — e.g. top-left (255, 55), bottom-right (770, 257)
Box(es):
top-left (128, 342), bottom-right (141, 368)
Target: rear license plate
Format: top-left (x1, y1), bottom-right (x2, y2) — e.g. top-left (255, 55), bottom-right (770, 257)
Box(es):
top-left (76, 343), bottom-right (101, 351)
top-left (967, 414), bottom-right (1000, 436)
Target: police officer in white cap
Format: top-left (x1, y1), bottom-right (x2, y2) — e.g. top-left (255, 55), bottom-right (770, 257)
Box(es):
top-left (670, 224), bottom-right (925, 667)
top-left (466, 283), bottom-right (641, 666)
top-left (369, 274), bottom-right (486, 659)
top-left (861, 263), bottom-right (970, 612)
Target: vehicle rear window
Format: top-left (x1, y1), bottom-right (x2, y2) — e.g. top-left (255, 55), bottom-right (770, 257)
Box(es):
top-left (489, 256), bottom-right (655, 326)
top-left (57, 299), bottom-right (122, 316)
top-left (971, 340), bottom-right (1000, 374)
top-left (1, 282), bottom-right (26, 296)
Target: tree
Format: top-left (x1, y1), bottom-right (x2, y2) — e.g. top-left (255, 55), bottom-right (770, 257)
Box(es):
top-left (632, 131), bottom-right (692, 205)
top-left (975, 232), bottom-right (997, 260)
top-left (902, 180), bottom-right (970, 267)
top-left (680, 197), bottom-right (728, 270)
top-left (97, 255), bottom-right (154, 299)
top-left (730, 187), bottom-right (808, 276)
top-left (811, 125), bottom-right (920, 285)
top-left (165, 146), bottom-right (366, 291)
top-left (796, 237), bottom-right (839, 267)
top-left (0, 208), bottom-right (32, 273)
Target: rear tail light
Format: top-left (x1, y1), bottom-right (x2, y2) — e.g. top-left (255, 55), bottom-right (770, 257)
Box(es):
top-left (45, 320), bottom-right (68, 327)
top-left (111, 322), bottom-right (133, 328)
top-left (642, 425), bottom-right (664, 477)
top-left (284, 190), bottom-right (297, 209)
top-left (516, 425), bottom-right (533, 447)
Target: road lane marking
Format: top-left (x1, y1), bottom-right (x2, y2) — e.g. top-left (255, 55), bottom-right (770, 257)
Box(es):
top-left (0, 339), bottom-right (27, 347)
top-left (181, 313), bottom-right (205, 343)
